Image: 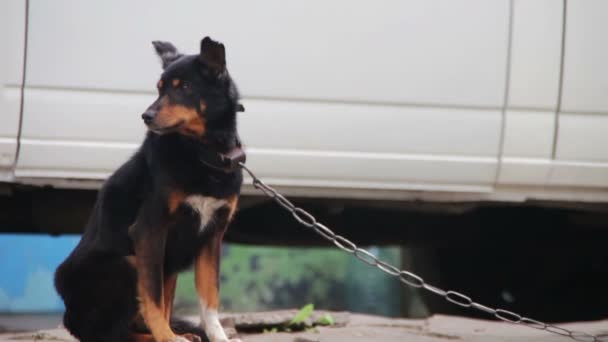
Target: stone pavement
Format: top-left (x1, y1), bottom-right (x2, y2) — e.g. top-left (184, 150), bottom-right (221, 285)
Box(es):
top-left (1, 313), bottom-right (606, 342)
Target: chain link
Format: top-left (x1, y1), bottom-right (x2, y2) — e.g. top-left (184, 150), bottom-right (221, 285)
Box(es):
top-left (239, 162), bottom-right (607, 342)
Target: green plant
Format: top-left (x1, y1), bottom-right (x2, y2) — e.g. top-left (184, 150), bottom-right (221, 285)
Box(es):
top-left (289, 303), bottom-right (315, 325)
top-left (315, 313), bottom-right (335, 326)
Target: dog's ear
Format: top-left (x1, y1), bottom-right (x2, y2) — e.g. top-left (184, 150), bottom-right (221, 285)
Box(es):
top-left (199, 36), bottom-right (226, 76)
top-left (152, 41), bottom-right (183, 69)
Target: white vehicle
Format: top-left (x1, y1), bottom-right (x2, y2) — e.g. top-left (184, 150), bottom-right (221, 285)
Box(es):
top-left (2, 0), bottom-right (607, 203)
top-left (1, 0), bottom-right (607, 322)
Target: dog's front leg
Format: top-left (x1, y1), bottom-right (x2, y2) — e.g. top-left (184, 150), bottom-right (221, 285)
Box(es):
top-left (195, 230), bottom-right (239, 342)
top-left (132, 229), bottom-right (180, 342)
top-left (164, 273), bottom-right (178, 322)
top-left (130, 197), bottom-right (187, 342)
top-left (195, 197), bottom-right (240, 342)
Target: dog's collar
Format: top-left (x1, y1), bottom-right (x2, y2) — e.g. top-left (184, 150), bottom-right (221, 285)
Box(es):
top-left (198, 140), bottom-right (246, 173)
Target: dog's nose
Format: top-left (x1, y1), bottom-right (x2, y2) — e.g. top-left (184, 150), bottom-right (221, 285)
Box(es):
top-left (141, 112), bottom-right (154, 124)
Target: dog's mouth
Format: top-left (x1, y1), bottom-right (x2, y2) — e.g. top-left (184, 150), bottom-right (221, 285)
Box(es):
top-left (149, 121), bottom-right (185, 135)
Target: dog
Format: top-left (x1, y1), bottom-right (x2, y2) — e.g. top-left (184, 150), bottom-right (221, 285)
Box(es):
top-left (55, 36), bottom-right (246, 342)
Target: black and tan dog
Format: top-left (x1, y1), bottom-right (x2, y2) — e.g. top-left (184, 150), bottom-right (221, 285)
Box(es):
top-left (55, 37), bottom-right (245, 342)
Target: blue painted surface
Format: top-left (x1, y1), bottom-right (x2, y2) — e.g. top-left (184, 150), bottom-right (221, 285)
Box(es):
top-left (0, 234), bottom-right (80, 313)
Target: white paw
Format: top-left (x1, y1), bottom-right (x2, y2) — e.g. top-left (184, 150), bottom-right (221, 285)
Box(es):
top-left (200, 308), bottom-right (240, 342)
top-left (173, 336), bottom-right (191, 342)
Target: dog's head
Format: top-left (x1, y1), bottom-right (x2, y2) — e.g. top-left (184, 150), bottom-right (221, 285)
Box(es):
top-left (142, 37), bottom-right (244, 138)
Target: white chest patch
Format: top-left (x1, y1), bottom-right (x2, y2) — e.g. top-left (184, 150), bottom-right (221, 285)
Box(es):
top-left (184, 195), bottom-right (228, 232)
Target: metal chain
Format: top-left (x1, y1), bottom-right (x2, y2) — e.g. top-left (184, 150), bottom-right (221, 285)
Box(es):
top-left (239, 162), bottom-right (607, 342)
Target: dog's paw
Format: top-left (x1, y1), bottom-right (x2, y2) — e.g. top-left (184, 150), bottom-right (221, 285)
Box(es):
top-left (180, 333), bottom-right (202, 342)
top-left (208, 338), bottom-right (242, 342)
top-left (173, 335), bottom-right (200, 342)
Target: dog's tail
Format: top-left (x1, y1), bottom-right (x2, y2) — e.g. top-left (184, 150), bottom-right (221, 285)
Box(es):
top-left (171, 318), bottom-right (209, 342)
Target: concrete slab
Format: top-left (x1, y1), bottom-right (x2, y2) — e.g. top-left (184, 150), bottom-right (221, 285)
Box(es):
top-left (0, 313), bottom-right (606, 342)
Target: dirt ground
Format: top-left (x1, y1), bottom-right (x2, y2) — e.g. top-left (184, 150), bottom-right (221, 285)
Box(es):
top-left (1, 312), bottom-right (606, 342)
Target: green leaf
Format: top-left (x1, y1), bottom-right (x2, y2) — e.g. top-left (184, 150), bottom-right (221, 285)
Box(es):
top-left (290, 303), bottom-right (315, 325)
top-left (315, 313), bottom-right (335, 326)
